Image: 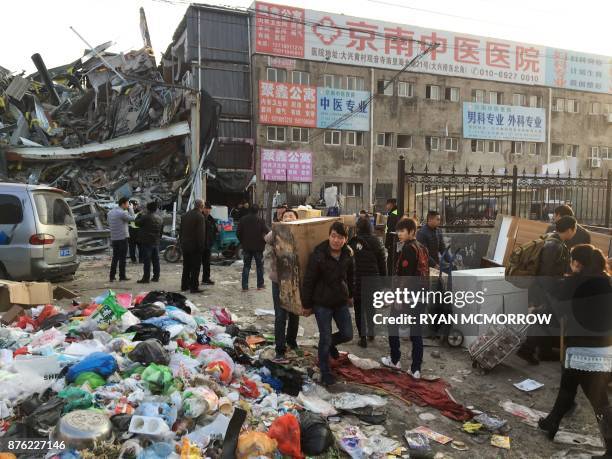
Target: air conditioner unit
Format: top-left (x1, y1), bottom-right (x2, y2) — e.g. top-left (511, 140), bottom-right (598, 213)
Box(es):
top-left (590, 157), bottom-right (602, 168)
top-left (607, 113), bottom-right (612, 123)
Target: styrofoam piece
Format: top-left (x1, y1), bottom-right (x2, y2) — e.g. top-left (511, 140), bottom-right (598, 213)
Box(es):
top-left (128, 415), bottom-right (170, 436)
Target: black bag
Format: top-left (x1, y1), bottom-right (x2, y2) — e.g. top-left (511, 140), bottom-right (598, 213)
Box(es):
top-left (263, 360), bottom-right (304, 396)
top-left (131, 303), bottom-right (166, 320)
top-left (128, 339), bottom-right (170, 365)
top-left (25, 397), bottom-right (66, 435)
top-left (140, 291), bottom-right (191, 314)
top-left (126, 323), bottom-right (170, 345)
top-left (300, 412), bottom-right (334, 456)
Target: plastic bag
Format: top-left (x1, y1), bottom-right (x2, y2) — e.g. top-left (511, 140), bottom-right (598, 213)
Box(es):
top-left (29, 328), bottom-right (66, 351)
top-left (332, 393), bottom-right (387, 410)
top-left (206, 360), bottom-right (233, 384)
top-left (91, 291), bottom-right (127, 324)
top-left (131, 303), bottom-right (166, 320)
top-left (141, 364), bottom-right (175, 395)
top-left (135, 401), bottom-right (177, 427)
top-left (168, 353), bottom-right (200, 378)
top-left (212, 308), bottom-right (233, 325)
top-left (58, 387), bottom-right (93, 412)
top-left (66, 352), bottom-right (118, 383)
top-left (337, 426), bottom-right (366, 459)
top-left (348, 353), bottom-right (381, 370)
top-left (298, 392), bottom-right (337, 417)
top-left (128, 339), bottom-right (170, 365)
top-left (268, 414), bottom-right (303, 459)
top-left (137, 442), bottom-right (175, 459)
top-left (180, 438), bottom-right (202, 459)
top-left (197, 348), bottom-right (234, 369)
top-left (236, 431), bottom-right (277, 459)
top-left (300, 412), bottom-right (334, 456)
top-left (64, 339), bottom-right (106, 356)
top-left (239, 376), bottom-right (259, 398)
top-left (126, 323), bottom-right (170, 345)
top-left (25, 397), bottom-right (66, 435)
top-left (74, 371), bottom-right (106, 389)
top-left (187, 413), bottom-right (230, 446)
top-left (183, 387), bottom-right (219, 418)
top-left (166, 307), bottom-right (197, 328)
top-left (0, 370), bottom-right (52, 405)
top-left (120, 311), bottom-right (140, 331)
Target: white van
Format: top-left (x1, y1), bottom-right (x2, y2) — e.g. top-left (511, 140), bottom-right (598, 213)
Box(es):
top-left (0, 183), bottom-right (79, 281)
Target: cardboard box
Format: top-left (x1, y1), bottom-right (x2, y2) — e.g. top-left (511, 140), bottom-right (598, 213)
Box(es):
top-left (292, 208), bottom-right (322, 220)
top-left (0, 280), bottom-right (54, 312)
top-left (273, 217), bottom-right (340, 314)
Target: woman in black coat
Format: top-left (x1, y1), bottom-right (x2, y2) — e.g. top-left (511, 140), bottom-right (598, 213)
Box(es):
top-left (538, 244), bottom-right (612, 457)
top-left (348, 216), bottom-right (386, 347)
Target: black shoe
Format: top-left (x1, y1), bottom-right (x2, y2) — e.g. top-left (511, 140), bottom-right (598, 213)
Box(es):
top-left (517, 348), bottom-right (539, 365)
top-left (137, 279), bottom-right (150, 284)
top-left (538, 417), bottom-right (560, 440)
top-left (202, 279), bottom-right (215, 285)
top-left (119, 277), bottom-right (131, 281)
top-left (358, 337), bottom-right (368, 348)
top-left (287, 342), bottom-right (299, 351)
top-left (329, 346), bottom-right (340, 360)
top-left (321, 373), bottom-right (336, 386)
top-left (151, 278), bottom-right (160, 283)
top-left (190, 288), bottom-right (204, 293)
top-left (109, 278), bottom-right (115, 283)
top-left (130, 259), bottom-right (137, 263)
top-left (181, 287), bottom-right (188, 292)
top-left (368, 336), bottom-right (375, 342)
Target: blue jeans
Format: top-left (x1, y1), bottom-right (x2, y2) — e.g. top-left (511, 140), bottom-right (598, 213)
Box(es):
top-left (242, 250), bottom-right (264, 290)
top-left (314, 305), bottom-right (353, 376)
top-left (140, 244), bottom-right (160, 281)
top-left (272, 282), bottom-right (299, 355)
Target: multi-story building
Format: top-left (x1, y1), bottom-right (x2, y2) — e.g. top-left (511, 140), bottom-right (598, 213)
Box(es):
top-left (167, 3), bottom-right (612, 212)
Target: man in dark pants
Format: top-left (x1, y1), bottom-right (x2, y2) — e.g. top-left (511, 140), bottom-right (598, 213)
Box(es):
top-left (128, 200), bottom-right (141, 263)
top-left (384, 199), bottom-right (400, 276)
top-left (108, 197), bottom-right (135, 282)
top-left (237, 204), bottom-right (269, 291)
top-left (180, 199), bottom-right (206, 293)
top-left (417, 210), bottom-right (447, 268)
top-left (545, 204), bottom-right (591, 250)
top-left (136, 201), bottom-right (164, 284)
top-left (302, 222), bottom-right (355, 386)
top-left (201, 202), bottom-right (218, 285)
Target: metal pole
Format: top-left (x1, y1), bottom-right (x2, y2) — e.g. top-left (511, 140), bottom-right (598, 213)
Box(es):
top-left (605, 169), bottom-right (612, 228)
top-left (397, 155), bottom-right (406, 217)
top-left (369, 67), bottom-right (375, 212)
top-left (511, 165), bottom-right (518, 216)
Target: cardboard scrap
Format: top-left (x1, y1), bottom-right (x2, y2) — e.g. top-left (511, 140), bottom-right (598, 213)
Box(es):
top-left (0, 280), bottom-right (54, 312)
top-left (491, 434), bottom-right (511, 449)
top-left (407, 426), bottom-right (452, 445)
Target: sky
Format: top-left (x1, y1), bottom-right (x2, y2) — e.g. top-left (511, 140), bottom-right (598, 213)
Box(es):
top-left (3, 0), bottom-right (611, 75)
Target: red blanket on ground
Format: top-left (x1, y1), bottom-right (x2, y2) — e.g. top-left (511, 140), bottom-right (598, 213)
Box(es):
top-left (331, 355), bottom-right (473, 421)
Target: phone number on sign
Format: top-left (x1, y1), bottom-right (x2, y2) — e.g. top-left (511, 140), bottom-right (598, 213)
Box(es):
top-left (0, 439), bottom-right (66, 453)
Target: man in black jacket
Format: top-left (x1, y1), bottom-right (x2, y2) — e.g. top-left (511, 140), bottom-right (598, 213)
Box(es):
top-left (302, 222), bottom-right (355, 386)
top-left (545, 205), bottom-right (591, 250)
top-left (136, 201), bottom-right (164, 284)
top-left (348, 216), bottom-right (386, 348)
top-left (201, 202), bottom-right (218, 285)
top-left (417, 210), bottom-right (447, 268)
top-left (384, 199), bottom-right (400, 275)
top-left (237, 204), bottom-right (269, 291)
top-left (180, 199), bottom-right (206, 293)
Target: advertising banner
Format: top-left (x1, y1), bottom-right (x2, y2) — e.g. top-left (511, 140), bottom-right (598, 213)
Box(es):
top-left (259, 80), bottom-right (317, 127)
top-left (254, 1), bottom-right (611, 94)
top-left (261, 149), bottom-right (313, 182)
top-left (463, 102), bottom-right (546, 142)
top-left (316, 87), bottom-right (370, 131)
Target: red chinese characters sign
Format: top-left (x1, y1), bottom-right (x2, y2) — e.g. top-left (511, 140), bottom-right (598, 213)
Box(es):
top-left (259, 81), bottom-right (317, 127)
top-left (255, 2), bottom-right (305, 58)
top-left (261, 149), bottom-right (312, 182)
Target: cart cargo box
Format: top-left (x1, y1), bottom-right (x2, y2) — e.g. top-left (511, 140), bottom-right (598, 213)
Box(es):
top-left (274, 217), bottom-right (340, 314)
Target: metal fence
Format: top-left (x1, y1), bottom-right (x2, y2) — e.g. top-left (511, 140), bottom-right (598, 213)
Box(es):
top-left (396, 157), bottom-right (612, 229)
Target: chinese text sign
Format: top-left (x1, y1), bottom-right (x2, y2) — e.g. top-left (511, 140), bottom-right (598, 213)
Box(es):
top-left (316, 88), bottom-right (370, 131)
top-left (261, 149), bottom-right (313, 182)
top-left (463, 103), bottom-right (546, 142)
top-left (259, 81), bottom-right (317, 127)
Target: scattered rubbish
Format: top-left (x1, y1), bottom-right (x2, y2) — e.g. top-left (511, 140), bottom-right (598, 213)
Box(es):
top-left (332, 392), bottom-right (387, 410)
top-left (554, 431), bottom-right (604, 448)
top-left (451, 440), bottom-right (469, 451)
top-left (491, 434), bottom-right (511, 449)
top-left (347, 353), bottom-right (381, 370)
top-left (462, 421), bottom-right (483, 434)
top-left (418, 412), bottom-right (437, 421)
top-left (404, 431), bottom-right (432, 455)
top-left (474, 412), bottom-right (507, 431)
top-left (407, 426), bottom-right (453, 444)
top-left (298, 391), bottom-right (338, 417)
top-left (254, 309), bottom-right (275, 316)
top-left (499, 400), bottom-right (548, 426)
top-left (431, 350), bottom-right (441, 358)
top-left (513, 378), bottom-right (544, 392)
top-left (300, 412), bottom-right (334, 456)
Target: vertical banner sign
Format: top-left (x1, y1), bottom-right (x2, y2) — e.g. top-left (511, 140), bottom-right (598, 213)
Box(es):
top-left (316, 88), bottom-right (370, 131)
top-left (254, 1), bottom-right (611, 94)
top-left (261, 149), bottom-right (313, 182)
top-left (463, 102), bottom-right (546, 142)
top-left (259, 81), bottom-right (317, 127)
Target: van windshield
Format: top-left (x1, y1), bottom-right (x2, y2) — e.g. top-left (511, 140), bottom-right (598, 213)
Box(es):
top-left (33, 192), bottom-right (75, 226)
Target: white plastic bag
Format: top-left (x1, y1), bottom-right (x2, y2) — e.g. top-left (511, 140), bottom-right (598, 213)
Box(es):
top-left (348, 353), bottom-right (381, 370)
top-left (168, 353), bottom-right (200, 378)
top-left (64, 339), bottom-right (106, 356)
top-left (166, 307), bottom-right (197, 328)
top-left (28, 328), bottom-right (65, 352)
top-left (120, 311), bottom-right (140, 331)
top-left (332, 392), bottom-right (387, 410)
top-left (298, 392), bottom-right (338, 417)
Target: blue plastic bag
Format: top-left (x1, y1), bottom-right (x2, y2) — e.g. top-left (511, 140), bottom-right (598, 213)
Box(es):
top-left (66, 352), bottom-right (118, 383)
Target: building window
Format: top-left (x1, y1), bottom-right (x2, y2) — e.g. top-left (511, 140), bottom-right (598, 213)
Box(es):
top-left (529, 95), bottom-right (542, 108)
top-left (511, 141), bottom-right (524, 154)
top-left (266, 67), bottom-right (287, 82)
top-left (590, 146), bottom-right (600, 159)
top-left (566, 144), bottom-right (579, 158)
top-left (346, 131), bottom-right (364, 146)
top-left (346, 183), bottom-right (363, 198)
top-left (426, 85), bottom-right (440, 100)
top-left (471, 139), bottom-right (485, 152)
top-left (601, 147), bottom-right (610, 160)
top-left (512, 93), bottom-right (526, 106)
top-left (324, 74), bottom-right (362, 90)
top-left (324, 130), bottom-right (341, 145)
top-left (397, 134), bottom-right (413, 149)
top-left (291, 127), bottom-right (308, 143)
top-left (553, 98), bottom-right (565, 112)
top-left (347, 76), bottom-right (365, 90)
top-left (528, 143), bottom-right (542, 155)
top-left (444, 137), bottom-right (458, 151)
top-left (398, 81), bottom-right (414, 97)
top-left (267, 126), bottom-right (285, 142)
top-left (291, 70), bottom-right (310, 85)
top-left (489, 91), bottom-right (503, 105)
top-left (472, 89), bottom-right (485, 102)
top-left (325, 182), bottom-right (343, 194)
top-left (444, 87), bottom-right (459, 102)
top-left (551, 143), bottom-right (564, 157)
top-left (566, 99), bottom-right (579, 113)
top-left (590, 102), bottom-right (601, 115)
top-left (377, 80), bottom-right (393, 96)
top-left (289, 183), bottom-right (311, 202)
top-left (488, 140), bottom-right (501, 153)
top-left (425, 136), bottom-right (440, 151)
top-left (604, 104), bottom-right (612, 115)
top-left (377, 132), bottom-right (393, 147)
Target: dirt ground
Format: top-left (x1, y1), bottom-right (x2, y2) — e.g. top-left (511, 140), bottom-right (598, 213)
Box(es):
top-left (55, 253), bottom-right (604, 459)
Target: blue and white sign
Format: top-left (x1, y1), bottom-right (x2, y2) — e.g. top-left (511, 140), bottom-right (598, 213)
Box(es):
top-left (316, 87), bottom-right (370, 131)
top-left (463, 102), bottom-right (546, 142)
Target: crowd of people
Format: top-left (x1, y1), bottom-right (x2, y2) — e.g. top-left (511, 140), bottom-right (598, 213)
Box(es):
top-left (107, 196), bottom-right (612, 456)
